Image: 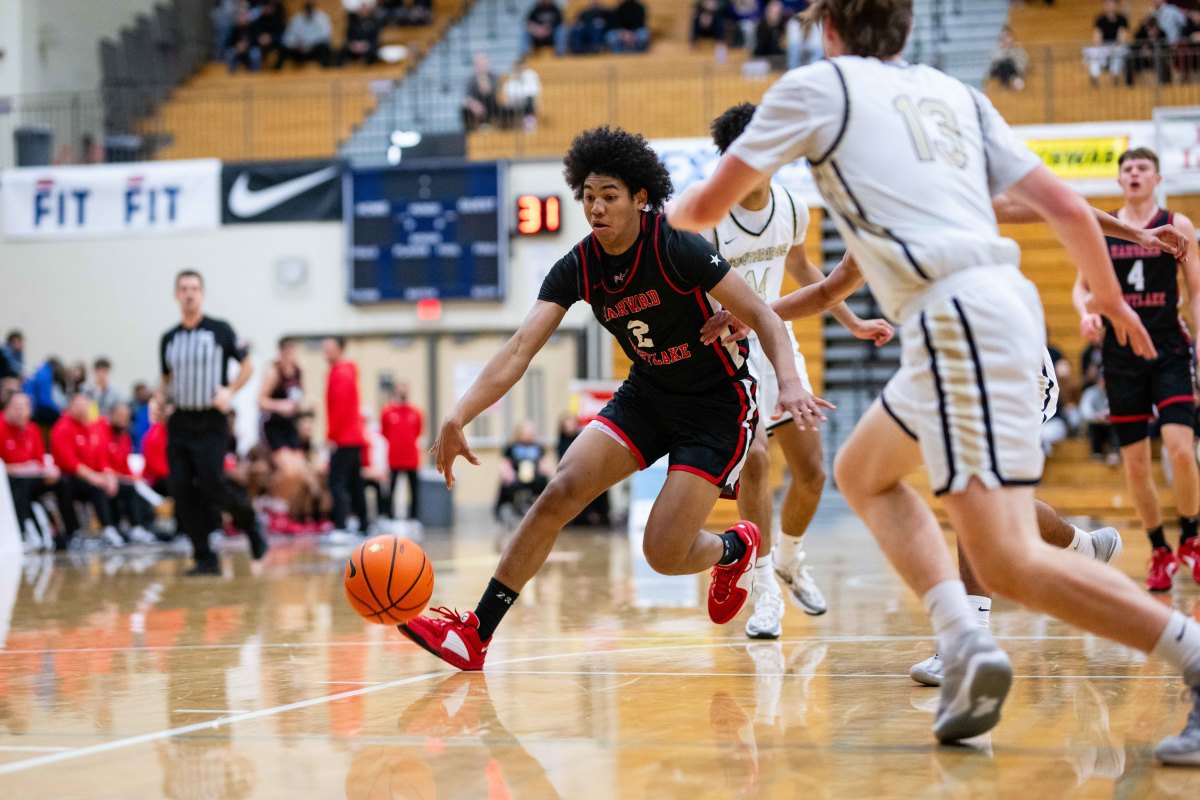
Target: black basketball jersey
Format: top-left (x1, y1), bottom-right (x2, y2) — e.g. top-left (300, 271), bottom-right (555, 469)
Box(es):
top-left (1105, 208), bottom-right (1183, 346)
top-left (538, 212), bottom-right (749, 392)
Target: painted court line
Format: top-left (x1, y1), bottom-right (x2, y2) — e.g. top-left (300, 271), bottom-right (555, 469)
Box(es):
top-left (488, 669), bottom-right (1184, 680)
top-left (173, 709), bottom-right (251, 714)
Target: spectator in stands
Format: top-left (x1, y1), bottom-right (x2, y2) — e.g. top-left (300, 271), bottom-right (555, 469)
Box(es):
top-left (1081, 341), bottom-right (1104, 391)
top-left (225, 6), bottom-right (263, 72)
top-left (1178, 8), bottom-right (1200, 80)
top-left (381, 0), bottom-right (433, 26)
top-left (462, 52), bottom-right (500, 131)
top-left (141, 397), bottom-right (170, 497)
top-left (51, 392), bottom-right (122, 548)
top-left (607, 0), bottom-right (650, 53)
top-left (1131, 12), bottom-right (1173, 84)
top-left (690, 0), bottom-right (726, 49)
top-left (131, 382), bottom-right (153, 450)
top-left (725, 0), bottom-right (760, 50)
top-left (278, 1), bottom-right (333, 69)
top-left (211, 0), bottom-right (239, 60)
top-left (1080, 373), bottom-right (1120, 465)
top-left (988, 25), bottom-right (1028, 90)
top-left (522, 0), bottom-right (567, 57)
top-left (92, 402), bottom-right (157, 543)
top-left (569, 0), bottom-right (611, 55)
top-left (494, 421), bottom-right (551, 520)
top-left (255, 0), bottom-right (288, 68)
top-left (87, 357), bottom-right (122, 418)
top-left (340, 2), bottom-right (382, 65)
top-left (785, 2), bottom-right (823, 68)
top-left (1, 392), bottom-right (59, 549)
top-left (1, 330), bottom-right (24, 379)
top-left (380, 384), bottom-right (422, 523)
top-left (24, 357), bottom-right (66, 429)
top-left (65, 362), bottom-right (87, 396)
top-left (1156, 0), bottom-right (1188, 45)
top-left (1086, 0), bottom-right (1129, 86)
top-left (753, 0), bottom-right (787, 63)
top-left (324, 337), bottom-right (368, 534)
top-left (501, 66), bottom-right (542, 131)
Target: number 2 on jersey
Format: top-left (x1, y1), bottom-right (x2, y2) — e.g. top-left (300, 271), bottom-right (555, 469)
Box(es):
top-left (1127, 259), bottom-right (1145, 292)
top-left (627, 320), bottom-right (655, 349)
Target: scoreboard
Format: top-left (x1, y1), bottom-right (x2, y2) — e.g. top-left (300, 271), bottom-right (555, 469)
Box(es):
top-left (347, 162), bottom-right (505, 303)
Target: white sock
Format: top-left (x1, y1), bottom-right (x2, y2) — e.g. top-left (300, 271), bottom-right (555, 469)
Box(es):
top-left (923, 580), bottom-right (976, 654)
top-left (1069, 526), bottom-right (1096, 558)
top-left (752, 553), bottom-right (775, 591)
top-left (776, 533), bottom-right (802, 565)
top-left (1151, 610), bottom-right (1200, 682)
top-left (967, 595), bottom-right (992, 628)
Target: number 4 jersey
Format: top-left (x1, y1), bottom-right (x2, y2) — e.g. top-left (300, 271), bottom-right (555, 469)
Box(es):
top-left (1105, 208), bottom-right (1187, 347)
top-left (538, 211), bottom-right (750, 391)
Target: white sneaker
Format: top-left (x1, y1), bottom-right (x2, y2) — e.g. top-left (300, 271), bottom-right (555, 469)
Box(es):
top-left (744, 581), bottom-right (784, 639)
top-left (128, 526), bottom-right (158, 545)
top-left (774, 550), bottom-right (827, 615)
top-left (1089, 527), bottom-right (1123, 564)
top-left (911, 652), bottom-right (944, 687)
top-left (934, 629), bottom-right (1012, 743)
top-left (101, 526), bottom-right (126, 548)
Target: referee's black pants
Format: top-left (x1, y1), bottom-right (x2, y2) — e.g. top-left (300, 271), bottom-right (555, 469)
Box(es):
top-left (168, 411), bottom-right (258, 566)
top-left (329, 445), bottom-right (367, 530)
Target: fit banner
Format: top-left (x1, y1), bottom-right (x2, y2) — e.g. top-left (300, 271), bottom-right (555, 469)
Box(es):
top-left (0, 159), bottom-right (220, 240)
top-left (221, 159), bottom-right (343, 224)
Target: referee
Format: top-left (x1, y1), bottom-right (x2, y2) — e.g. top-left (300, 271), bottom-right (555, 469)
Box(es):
top-left (161, 270), bottom-right (267, 576)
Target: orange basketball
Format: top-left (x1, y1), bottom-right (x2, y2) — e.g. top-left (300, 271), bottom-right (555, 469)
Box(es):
top-left (344, 535), bottom-right (434, 625)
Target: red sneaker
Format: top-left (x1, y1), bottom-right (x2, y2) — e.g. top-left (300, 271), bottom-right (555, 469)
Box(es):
top-left (398, 606), bottom-right (490, 671)
top-left (1179, 537), bottom-right (1200, 583)
top-left (709, 521), bottom-right (760, 624)
top-left (1147, 547), bottom-right (1179, 592)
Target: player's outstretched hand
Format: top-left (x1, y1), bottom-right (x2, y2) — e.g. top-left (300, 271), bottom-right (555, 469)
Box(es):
top-left (699, 309), bottom-right (751, 346)
top-left (776, 381), bottom-right (836, 431)
top-left (1103, 302), bottom-right (1158, 360)
top-left (1079, 312), bottom-right (1105, 345)
top-left (852, 318), bottom-right (895, 347)
top-left (1141, 223), bottom-right (1188, 263)
top-left (431, 418), bottom-right (480, 489)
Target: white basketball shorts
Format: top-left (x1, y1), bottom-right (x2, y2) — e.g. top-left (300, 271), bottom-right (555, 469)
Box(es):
top-left (880, 269), bottom-right (1046, 496)
top-left (747, 334), bottom-right (813, 432)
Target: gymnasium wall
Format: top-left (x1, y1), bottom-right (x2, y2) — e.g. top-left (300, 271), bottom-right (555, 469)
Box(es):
top-left (0, 0), bottom-right (166, 96)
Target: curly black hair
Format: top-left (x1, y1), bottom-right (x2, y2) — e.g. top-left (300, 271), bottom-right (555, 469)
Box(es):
top-left (711, 103), bottom-right (757, 155)
top-left (562, 126), bottom-right (673, 212)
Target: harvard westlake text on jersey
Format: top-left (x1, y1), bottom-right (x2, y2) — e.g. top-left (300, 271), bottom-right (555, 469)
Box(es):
top-left (1106, 209), bottom-right (1184, 341)
top-left (539, 213), bottom-right (749, 391)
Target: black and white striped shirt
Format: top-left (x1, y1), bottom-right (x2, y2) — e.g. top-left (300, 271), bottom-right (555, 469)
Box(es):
top-left (160, 317), bottom-right (246, 411)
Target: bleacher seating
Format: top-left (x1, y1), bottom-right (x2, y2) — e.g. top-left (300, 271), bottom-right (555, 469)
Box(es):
top-left (140, 0), bottom-right (467, 161)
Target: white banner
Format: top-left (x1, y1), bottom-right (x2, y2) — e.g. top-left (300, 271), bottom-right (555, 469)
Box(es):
top-left (651, 137), bottom-right (823, 207)
top-left (1, 159), bottom-right (220, 240)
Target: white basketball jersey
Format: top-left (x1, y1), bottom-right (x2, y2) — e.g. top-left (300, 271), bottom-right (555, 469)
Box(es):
top-left (704, 184), bottom-right (807, 341)
top-left (728, 56), bottom-right (1042, 323)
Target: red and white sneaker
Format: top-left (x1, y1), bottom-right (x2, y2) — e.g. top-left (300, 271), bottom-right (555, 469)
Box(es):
top-left (1180, 537), bottom-right (1200, 584)
top-left (1147, 547), bottom-right (1179, 592)
top-left (398, 607), bottom-right (490, 671)
top-left (709, 521), bottom-right (760, 624)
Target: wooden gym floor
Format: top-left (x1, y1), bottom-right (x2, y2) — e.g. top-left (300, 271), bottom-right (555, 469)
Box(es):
top-left (0, 494), bottom-right (1198, 798)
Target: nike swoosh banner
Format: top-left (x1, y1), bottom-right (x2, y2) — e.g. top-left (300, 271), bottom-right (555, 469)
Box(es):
top-left (221, 159), bottom-right (343, 224)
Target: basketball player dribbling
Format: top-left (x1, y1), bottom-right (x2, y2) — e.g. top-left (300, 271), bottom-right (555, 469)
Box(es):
top-left (699, 103), bottom-right (895, 639)
top-left (399, 126), bottom-right (832, 672)
top-left (668, 0), bottom-right (1200, 763)
top-left (1073, 147), bottom-right (1200, 592)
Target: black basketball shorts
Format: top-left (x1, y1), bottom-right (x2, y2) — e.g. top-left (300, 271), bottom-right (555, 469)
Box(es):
top-left (1104, 336), bottom-right (1196, 446)
top-left (591, 374), bottom-right (758, 499)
